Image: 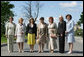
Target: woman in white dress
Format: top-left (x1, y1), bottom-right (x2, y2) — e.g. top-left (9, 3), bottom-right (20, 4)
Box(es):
top-left (65, 14), bottom-right (75, 54)
top-left (15, 18), bottom-right (26, 53)
top-left (48, 17), bottom-right (57, 53)
top-left (5, 17), bottom-right (16, 53)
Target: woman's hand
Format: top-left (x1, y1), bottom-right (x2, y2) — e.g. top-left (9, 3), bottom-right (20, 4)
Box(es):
top-left (61, 34), bottom-right (63, 37)
top-left (50, 29), bottom-right (55, 31)
top-left (5, 35), bottom-right (8, 38)
top-left (37, 36), bottom-right (39, 39)
top-left (65, 31), bottom-right (68, 34)
top-left (21, 32), bottom-right (24, 34)
top-left (14, 35), bottom-right (17, 38)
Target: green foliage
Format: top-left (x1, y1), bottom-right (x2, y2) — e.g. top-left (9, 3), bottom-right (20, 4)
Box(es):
top-left (79, 12), bottom-right (83, 23)
top-left (77, 12), bottom-right (83, 25)
top-left (75, 29), bottom-right (83, 37)
top-left (1, 35), bottom-right (7, 43)
top-left (1, 1), bottom-right (14, 35)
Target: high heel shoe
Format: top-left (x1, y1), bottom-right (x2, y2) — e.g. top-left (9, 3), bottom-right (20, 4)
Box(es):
top-left (38, 51), bottom-right (41, 53)
top-left (50, 50), bottom-right (54, 53)
top-left (19, 49), bottom-right (21, 53)
top-left (22, 50), bottom-right (24, 53)
top-left (67, 51), bottom-right (72, 54)
top-left (8, 51), bottom-right (11, 53)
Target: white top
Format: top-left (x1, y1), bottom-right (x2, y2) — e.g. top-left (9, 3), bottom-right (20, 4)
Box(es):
top-left (30, 24), bottom-right (34, 28)
top-left (66, 20), bottom-right (75, 35)
top-left (48, 23), bottom-right (57, 34)
top-left (15, 23), bottom-right (26, 36)
top-left (5, 22), bottom-right (16, 35)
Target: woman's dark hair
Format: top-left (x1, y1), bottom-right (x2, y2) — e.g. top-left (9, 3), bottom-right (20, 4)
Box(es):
top-left (66, 14), bottom-right (72, 20)
top-left (49, 16), bottom-right (54, 23)
top-left (9, 17), bottom-right (13, 21)
top-left (40, 17), bottom-right (44, 20)
top-left (29, 18), bottom-right (35, 24)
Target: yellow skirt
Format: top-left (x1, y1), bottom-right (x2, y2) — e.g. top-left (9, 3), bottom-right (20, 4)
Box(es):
top-left (27, 33), bottom-right (35, 45)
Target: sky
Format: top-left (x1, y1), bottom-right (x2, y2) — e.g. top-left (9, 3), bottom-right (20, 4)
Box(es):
top-left (10, 1), bottom-right (83, 28)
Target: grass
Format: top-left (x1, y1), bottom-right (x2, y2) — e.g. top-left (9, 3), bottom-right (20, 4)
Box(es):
top-left (1, 35), bottom-right (28, 44)
top-left (1, 35), bottom-right (7, 44)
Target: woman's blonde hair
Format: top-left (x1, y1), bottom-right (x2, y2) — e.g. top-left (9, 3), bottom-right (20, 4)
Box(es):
top-left (18, 18), bottom-right (24, 23)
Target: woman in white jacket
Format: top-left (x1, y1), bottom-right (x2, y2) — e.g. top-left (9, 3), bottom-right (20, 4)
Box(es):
top-left (5, 17), bottom-right (16, 53)
top-left (15, 18), bottom-right (26, 53)
top-left (65, 14), bottom-right (75, 54)
top-left (48, 17), bottom-right (57, 53)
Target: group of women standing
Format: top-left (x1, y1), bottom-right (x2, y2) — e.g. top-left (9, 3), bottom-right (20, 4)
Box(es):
top-left (5, 14), bottom-right (75, 54)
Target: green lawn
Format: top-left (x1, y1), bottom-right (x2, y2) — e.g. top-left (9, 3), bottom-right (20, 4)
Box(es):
top-left (1, 35), bottom-right (28, 44)
top-left (1, 35), bottom-right (7, 44)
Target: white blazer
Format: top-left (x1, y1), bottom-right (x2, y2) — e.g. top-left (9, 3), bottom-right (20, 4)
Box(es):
top-left (5, 22), bottom-right (16, 36)
top-left (15, 23), bottom-right (26, 36)
top-left (66, 20), bottom-right (75, 43)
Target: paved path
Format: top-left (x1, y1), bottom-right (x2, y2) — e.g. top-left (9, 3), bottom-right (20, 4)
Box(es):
top-left (1, 36), bottom-right (83, 56)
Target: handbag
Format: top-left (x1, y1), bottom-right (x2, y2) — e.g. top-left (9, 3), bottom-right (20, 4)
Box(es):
top-left (36, 38), bottom-right (40, 44)
top-left (50, 34), bottom-right (57, 39)
top-left (50, 29), bottom-right (57, 39)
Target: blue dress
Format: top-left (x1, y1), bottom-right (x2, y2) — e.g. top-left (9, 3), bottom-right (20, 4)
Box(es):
top-left (66, 20), bottom-right (75, 43)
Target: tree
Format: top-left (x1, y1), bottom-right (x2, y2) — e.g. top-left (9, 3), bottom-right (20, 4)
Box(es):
top-left (76, 12), bottom-right (83, 37)
top-left (1, 1), bottom-right (14, 35)
top-left (23, 1), bottom-right (32, 19)
top-left (80, 12), bottom-right (83, 23)
top-left (77, 12), bottom-right (83, 26)
top-left (23, 1), bottom-right (43, 22)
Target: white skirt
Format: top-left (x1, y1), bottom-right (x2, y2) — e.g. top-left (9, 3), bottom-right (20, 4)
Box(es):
top-left (16, 35), bottom-right (25, 42)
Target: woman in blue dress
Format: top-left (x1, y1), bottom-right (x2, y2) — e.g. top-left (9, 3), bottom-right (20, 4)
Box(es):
top-left (65, 14), bottom-right (75, 54)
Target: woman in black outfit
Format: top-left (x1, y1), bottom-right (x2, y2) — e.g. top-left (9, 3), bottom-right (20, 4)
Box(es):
top-left (57, 16), bottom-right (66, 53)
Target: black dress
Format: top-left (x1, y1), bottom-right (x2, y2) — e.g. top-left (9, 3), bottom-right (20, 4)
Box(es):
top-left (57, 21), bottom-right (66, 53)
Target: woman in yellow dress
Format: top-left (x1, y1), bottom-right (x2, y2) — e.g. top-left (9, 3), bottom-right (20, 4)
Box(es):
top-left (26, 18), bottom-right (37, 53)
